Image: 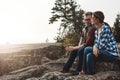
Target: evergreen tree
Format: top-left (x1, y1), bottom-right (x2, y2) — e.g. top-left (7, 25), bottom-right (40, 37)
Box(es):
top-left (113, 14), bottom-right (120, 42)
top-left (49, 0), bottom-right (84, 43)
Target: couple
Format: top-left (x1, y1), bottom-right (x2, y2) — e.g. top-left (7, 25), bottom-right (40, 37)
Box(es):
top-left (61, 11), bottom-right (120, 75)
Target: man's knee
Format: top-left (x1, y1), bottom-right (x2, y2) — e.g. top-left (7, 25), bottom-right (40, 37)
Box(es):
top-left (70, 50), bottom-right (78, 56)
top-left (78, 46), bottom-right (85, 53)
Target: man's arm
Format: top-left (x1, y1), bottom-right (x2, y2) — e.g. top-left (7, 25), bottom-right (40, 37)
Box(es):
top-left (66, 37), bottom-right (84, 51)
top-left (78, 37), bottom-right (83, 46)
top-left (74, 39), bottom-right (83, 49)
top-left (66, 31), bottom-right (84, 51)
top-left (72, 36), bottom-right (84, 49)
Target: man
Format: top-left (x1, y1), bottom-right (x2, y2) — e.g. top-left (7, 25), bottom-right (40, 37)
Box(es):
top-left (61, 12), bottom-right (96, 75)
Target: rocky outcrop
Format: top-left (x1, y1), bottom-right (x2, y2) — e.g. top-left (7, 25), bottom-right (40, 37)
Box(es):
top-left (0, 43), bottom-right (65, 75)
top-left (0, 65), bottom-right (47, 80)
top-left (0, 43), bottom-right (119, 80)
top-left (38, 71), bottom-right (120, 80)
top-left (0, 58), bottom-right (119, 80)
top-left (42, 58), bottom-right (120, 73)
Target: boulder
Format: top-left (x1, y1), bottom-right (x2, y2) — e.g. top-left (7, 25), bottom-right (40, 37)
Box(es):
top-left (0, 65), bottom-right (47, 80)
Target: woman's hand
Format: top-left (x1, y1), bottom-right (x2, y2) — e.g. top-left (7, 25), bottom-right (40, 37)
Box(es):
top-left (93, 46), bottom-right (99, 57)
top-left (65, 46), bottom-right (75, 51)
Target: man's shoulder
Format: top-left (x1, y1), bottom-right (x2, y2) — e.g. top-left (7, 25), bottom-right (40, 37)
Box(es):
top-left (90, 25), bottom-right (97, 31)
top-left (91, 24), bottom-right (97, 28)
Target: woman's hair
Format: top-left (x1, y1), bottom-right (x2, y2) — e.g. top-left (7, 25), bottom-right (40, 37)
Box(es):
top-left (104, 22), bottom-right (112, 33)
top-left (93, 11), bottom-right (112, 33)
top-left (93, 11), bottom-right (105, 23)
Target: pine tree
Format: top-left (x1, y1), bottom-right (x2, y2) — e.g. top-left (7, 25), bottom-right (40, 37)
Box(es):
top-left (114, 14), bottom-right (120, 42)
top-left (49, 0), bottom-right (84, 34)
top-left (49, 0), bottom-right (84, 44)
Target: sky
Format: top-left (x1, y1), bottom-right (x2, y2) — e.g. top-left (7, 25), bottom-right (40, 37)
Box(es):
top-left (77, 0), bottom-right (120, 25)
top-left (0, 0), bottom-right (120, 44)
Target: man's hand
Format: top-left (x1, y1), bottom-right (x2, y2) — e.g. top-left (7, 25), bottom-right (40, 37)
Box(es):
top-left (65, 46), bottom-right (75, 51)
top-left (93, 46), bottom-right (99, 57)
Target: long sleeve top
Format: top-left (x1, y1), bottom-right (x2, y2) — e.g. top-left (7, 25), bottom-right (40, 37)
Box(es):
top-left (80, 25), bottom-right (96, 47)
top-left (94, 24), bottom-right (119, 56)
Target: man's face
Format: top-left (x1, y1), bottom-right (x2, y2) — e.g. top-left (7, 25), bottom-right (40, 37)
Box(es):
top-left (84, 15), bottom-right (92, 26)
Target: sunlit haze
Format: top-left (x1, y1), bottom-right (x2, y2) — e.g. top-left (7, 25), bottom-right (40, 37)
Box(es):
top-left (0, 0), bottom-right (120, 44)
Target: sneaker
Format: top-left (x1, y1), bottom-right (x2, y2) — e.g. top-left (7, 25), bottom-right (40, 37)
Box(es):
top-left (80, 70), bottom-right (86, 75)
top-left (71, 71), bottom-right (79, 76)
top-left (60, 70), bottom-right (69, 73)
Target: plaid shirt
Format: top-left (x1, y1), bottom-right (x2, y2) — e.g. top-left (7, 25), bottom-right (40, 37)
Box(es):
top-left (94, 24), bottom-right (119, 56)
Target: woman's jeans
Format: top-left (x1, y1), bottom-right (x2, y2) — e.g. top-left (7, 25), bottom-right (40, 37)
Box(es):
top-left (82, 46), bottom-right (119, 75)
top-left (63, 45), bottom-right (85, 72)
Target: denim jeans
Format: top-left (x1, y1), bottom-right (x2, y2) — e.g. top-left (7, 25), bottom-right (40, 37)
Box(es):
top-left (82, 46), bottom-right (119, 75)
top-left (63, 45), bottom-right (85, 72)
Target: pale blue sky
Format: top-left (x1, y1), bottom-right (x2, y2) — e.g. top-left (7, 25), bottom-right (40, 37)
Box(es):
top-left (0, 0), bottom-right (119, 44)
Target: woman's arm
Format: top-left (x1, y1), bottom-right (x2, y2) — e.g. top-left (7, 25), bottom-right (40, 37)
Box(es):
top-left (94, 30), bottom-right (98, 48)
top-left (99, 27), bottom-right (111, 49)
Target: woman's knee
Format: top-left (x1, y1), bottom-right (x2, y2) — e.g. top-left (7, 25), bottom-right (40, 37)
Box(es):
top-left (84, 47), bottom-right (93, 54)
top-left (87, 53), bottom-right (94, 58)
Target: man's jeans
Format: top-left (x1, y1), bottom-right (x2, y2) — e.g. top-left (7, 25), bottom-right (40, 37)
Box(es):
top-left (63, 45), bottom-right (85, 72)
top-left (82, 46), bottom-right (119, 75)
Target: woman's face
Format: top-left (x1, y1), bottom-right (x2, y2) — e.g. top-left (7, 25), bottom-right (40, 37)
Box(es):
top-left (92, 15), bottom-right (98, 25)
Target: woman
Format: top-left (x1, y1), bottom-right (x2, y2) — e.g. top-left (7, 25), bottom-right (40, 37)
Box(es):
top-left (82, 11), bottom-right (119, 75)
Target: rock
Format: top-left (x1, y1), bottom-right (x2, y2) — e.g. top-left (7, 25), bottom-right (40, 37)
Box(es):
top-left (37, 71), bottom-right (120, 80)
top-left (39, 71), bottom-right (68, 80)
top-left (40, 44), bottom-right (65, 60)
top-left (42, 58), bottom-right (68, 71)
top-left (94, 71), bottom-right (120, 80)
top-left (0, 65), bottom-right (47, 80)
top-left (0, 43), bottom-right (65, 75)
top-left (95, 61), bottom-right (120, 72)
top-left (26, 77), bottom-right (40, 80)
top-left (42, 58), bottom-right (120, 72)
top-left (0, 42), bottom-right (119, 80)
top-left (41, 57), bottom-right (51, 65)
top-left (0, 58), bottom-right (120, 80)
